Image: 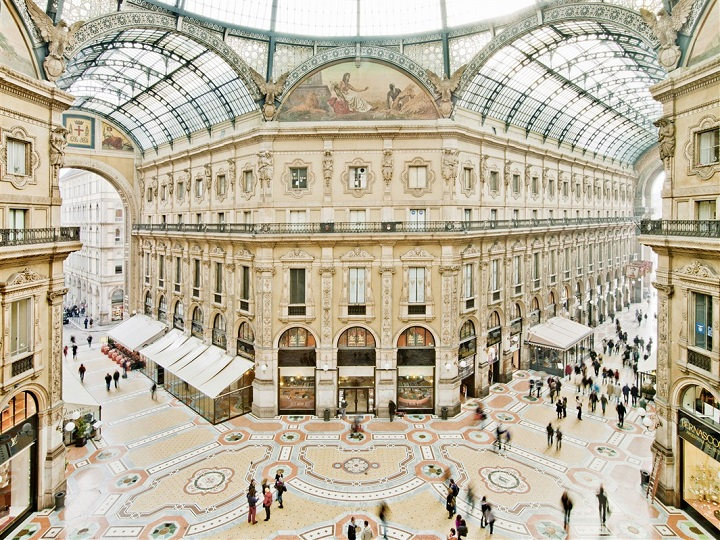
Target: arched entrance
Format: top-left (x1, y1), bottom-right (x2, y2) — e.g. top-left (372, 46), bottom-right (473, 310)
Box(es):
top-left (111, 288), bottom-right (124, 321)
top-left (509, 303), bottom-right (523, 371)
top-left (487, 311), bottom-right (502, 385)
top-left (337, 327), bottom-right (376, 415)
top-left (396, 326), bottom-right (435, 413)
top-left (157, 294), bottom-right (167, 323)
top-left (277, 328), bottom-right (317, 414)
top-left (0, 391), bottom-right (39, 538)
top-left (458, 320), bottom-right (477, 399)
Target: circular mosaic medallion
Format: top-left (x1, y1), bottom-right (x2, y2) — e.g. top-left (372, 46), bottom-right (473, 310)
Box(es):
top-left (67, 524), bottom-right (102, 540)
top-left (422, 464), bottom-right (444, 477)
top-left (280, 431), bottom-right (301, 443)
top-left (523, 395), bottom-right (539, 402)
top-left (495, 412), bottom-right (515, 422)
top-left (410, 431), bottom-right (434, 443)
top-left (95, 449), bottom-right (120, 461)
top-left (150, 522), bottom-right (179, 540)
top-left (185, 467), bottom-right (233, 494)
top-left (467, 430), bottom-right (490, 443)
top-left (480, 467), bottom-right (529, 494)
top-left (616, 423), bottom-right (634, 431)
top-left (595, 446), bottom-right (618, 457)
top-left (116, 473), bottom-right (140, 488)
top-left (407, 414), bottom-right (426, 421)
top-left (534, 520), bottom-right (566, 540)
top-left (342, 457), bottom-right (371, 474)
top-left (224, 432), bottom-right (244, 443)
top-left (348, 431), bottom-right (366, 442)
top-left (11, 523), bottom-right (40, 540)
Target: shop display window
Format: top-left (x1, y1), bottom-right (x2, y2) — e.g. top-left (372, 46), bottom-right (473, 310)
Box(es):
top-left (682, 385), bottom-right (720, 427)
top-left (279, 376), bottom-right (315, 411)
top-left (397, 375), bottom-right (433, 410)
top-left (683, 441), bottom-right (720, 532)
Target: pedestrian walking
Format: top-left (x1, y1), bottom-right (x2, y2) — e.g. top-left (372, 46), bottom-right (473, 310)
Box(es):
top-left (89, 317), bottom-right (94, 328)
top-left (262, 486), bottom-right (272, 521)
top-left (564, 363), bottom-right (573, 380)
top-left (113, 369), bottom-right (120, 389)
top-left (480, 496), bottom-right (489, 528)
top-left (485, 507), bottom-right (495, 535)
top-left (456, 517), bottom-right (468, 539)
top-left (84, 317), bottom-right (88, 329)
top-left (597, 484), bottom-right (609, 526)
top-left (555, 427), bottom-right (562, 450)
top-left (347, 516), bottom-right (358, 540)
top-left (63, 345), bottom-right (68, 360)
top-left (562, 396), bottom-right (568, 418)
top-left (447, 527), bottom-right (458, 540)
top-left (466, 485), bottom-right (475, 512)
top-left (105, 373), bottom-right (112, 391)
top-left (360, 521), bottom-right (373, 540)
top-left (275, 472), bottom-right (285, 508)
top-left (504, 428), bottom-right (512, 450)
top-left (72, 344), bottom-right (78, 359)
top-left (546, 422), bottom-right (555, 447)
top-left (388, 399), bottom-right (396, 422)
top-left (616, 401), bottom-right (626, 428)
top-left (600, 394), bottom-right (608, 415)
top-left (589, 391), bottom-right (598, 413)
top-left (576, 396), bottom-right (583, 420)
top-left (70, 335), bottom-right (76, 344)
top-left (378, 501), bottom-right (390, 540)
top-left (561, 490), bottom-right (573, 530)
top-left (555, 399), bottom-right (563, 419)
top-left (78, 363), bottom-right (86, 383)
top-left (631, 384), bottom-right (639, 406)
top-left (446, 486), bottom-right (456, 518)
top-left (339, 398), bottom-right (347, 419)
top-left (528, 378), bottom-right (535, 397)
top-left (151, 382), bottom-right (157, 400)
top-left (87, 335), bottom-right (93, 349)
top-left (247, 490), bottom-right (258, 524)
top-left (622, 383), bottom-right (630, 404)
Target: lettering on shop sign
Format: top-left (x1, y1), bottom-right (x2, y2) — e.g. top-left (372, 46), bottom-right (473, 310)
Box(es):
top-left (678, 411), bottom-right (720, 460)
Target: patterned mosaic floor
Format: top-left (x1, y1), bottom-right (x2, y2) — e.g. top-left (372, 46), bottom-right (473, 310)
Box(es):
top-left (10, 299), bottom-right (713, 539)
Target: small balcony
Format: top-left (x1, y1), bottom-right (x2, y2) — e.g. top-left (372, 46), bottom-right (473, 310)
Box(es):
top-left (640, 220), bottom-right (720, 238)
top-left (687, 349), bottom-right (712, 372)
top-left (0, 227), bottom-right (80, 246)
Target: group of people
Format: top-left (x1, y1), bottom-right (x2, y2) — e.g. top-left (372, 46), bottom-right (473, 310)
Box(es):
top-left (246, 473), bottom-right (286, 525)
top-left (561, 485), bottom-right (611, 530)
top-left (63, 334), bottom-right (93, 361)
top-left (444, 480), bottom-right (493, 538)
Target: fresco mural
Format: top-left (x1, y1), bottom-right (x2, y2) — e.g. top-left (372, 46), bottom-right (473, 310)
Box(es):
top-left (101, 121), bottom-right (134, 151)
top-left (278, 61), bottom-right (438, 121)
top-left (688, 0), bottom-right (720, 65)
top-left (0, 0), bottom-right (38, 78)
top-left (64, 115), bottom-right (95, 148)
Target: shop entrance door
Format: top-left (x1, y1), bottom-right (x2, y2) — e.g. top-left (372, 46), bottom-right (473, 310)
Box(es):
top-left (157, 366), bottom-right (165, 385)
top-left (341, 387), bottom-right (372, 414)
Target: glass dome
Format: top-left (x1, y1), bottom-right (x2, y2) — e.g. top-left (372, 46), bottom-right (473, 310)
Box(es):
top-left (150, 0), bottom-right (539, 37)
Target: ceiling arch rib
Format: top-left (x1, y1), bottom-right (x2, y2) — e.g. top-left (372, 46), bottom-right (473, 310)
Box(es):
top-left (458, 18), bottom-right (664, 163)
top-left (58, 28), bottom-right (258, 152)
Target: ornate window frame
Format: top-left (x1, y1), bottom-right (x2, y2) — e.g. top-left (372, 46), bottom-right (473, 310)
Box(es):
top-left (401, 157), bottom-right (434, 197)
top-left (241, 163), bottom-right (256, 200)
top-left (193, 172), bottom-right (205, 201)
top-left (341, 158), bottom-right (375, 198)
top-left (339, 247), bottom-right (375, 322)
top-left (684, 115), bottom-right (720, 180)
top-left (399, 247), bottom-right (435, 322)
top-left (460, 161), bottom-right (476, 197)
top-left (487, 167), bottom-right (500, 198)
top-left (279, 249), bottom-right (315, 322)
top-left (215, 168), bottom-right (228, 202)
top-left (1, 126), bottom-right (39, 190)
top-left (283, 159), bottom-right (315, 198)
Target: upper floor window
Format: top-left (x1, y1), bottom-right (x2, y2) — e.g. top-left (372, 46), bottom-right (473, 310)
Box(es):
top-left (693, 292), bottom-right (713, 351)
top-left (408, 267), bottom-right (426, 315)
top-left (9, 298), bottom-right (31, 357)
top-left (290, 167), bottom-right (308, 189)
top-left (489, 170), bottom-right (499, 192)
top-left (463, 263), bottom-right (474, 309)
top-left (114, 228), bottom-right (121, 244)
top-left (243, 170), bottom-right (254, 192)
top-left (531, 176), bottom-right (538, 195)
top-left (463, 168), bottom-right (472, 190)
top-left (409, 208), bottom-right (426, 229)
top-left (7, 138), bottom-right (28, 176)
top-left (512, 174), bottom-right (520, 194)
top-left (193, 259), bottom-right (201, 297)
top-left (146, 188), bottom-right (153, 202)
top-left (9, 209), bottom-right (26, 230)
top-left (239, 266), bottom-right (251, 311)
top-left (348, 267), bottom-right (366, 314)
top-left (177, 181), bottom-right (184, 200)
top-left (195, 177), bottom-right (203, 197)
top-left (698, 128), bottom-right (720, 166)
top-left (289, 268), bottom-right (306, 316)
top-left (214, 262), bottom-right (223, 302)
top-left (216, 174), bottom-right (227, 196)
top-left (349, 166), bottom-right (367, 189)
top-left (408, 166), bottom-right (427, 189)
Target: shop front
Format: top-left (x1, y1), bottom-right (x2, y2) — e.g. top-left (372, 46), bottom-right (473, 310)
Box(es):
top-left (0, 391), bottom-right (38, 538)
top-left (337, 327), bottom-right (376, 414)
top-left (678, 386), bottom-right (720, 534)
top-left (487, 311), bottom-right (502, 385)
top-left (458, 320), bottom-right (476, 399)
top-left (527, 316), bottom-right (594, 376)
top-left (509, 310), bottom-right (522, 372)
top-left (278, 327), bottom-right (317, 414)
top-left (396, 326), bottom-right (435, 413)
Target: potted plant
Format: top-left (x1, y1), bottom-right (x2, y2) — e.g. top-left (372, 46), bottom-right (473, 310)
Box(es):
top-left (641, 385), bottom-right (656, 401)
top-left (73, 416), bottom-right (89, 447)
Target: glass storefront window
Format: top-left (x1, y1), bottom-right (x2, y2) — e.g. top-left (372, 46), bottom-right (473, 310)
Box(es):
top-left (682, 385), bottom-right (720, 427)
top-left (279, 376), bottom-right (315, 411)
top-left (683, 441), bottom-right (720, 532)
top-left (0, 445), bottom-right (32, 537)
top-left (397, 375), bottom-right (433, 410)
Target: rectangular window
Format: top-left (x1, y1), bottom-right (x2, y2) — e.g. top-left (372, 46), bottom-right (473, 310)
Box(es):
top-left (464, 208), bottom-right (472, 223)
top-left (195, 177), bottom-right (203, 197)
top-left (533, 252), bottom-right (540, 289)
top-left (289, 268), bottom-right (306, 313)
top-left (218, 212), bottom-right (225, 224)
top-left (115, 264), bottom-right (122, 275)
top-left (512, 174), bottom-right (520, 194)
top-left (408, 267), bottom-right (425, 304)
top-left (349, 267), bottom-right (366, 305)
top-left (160, 184), bottom-right (167, 201)
top-left (177, 181), bottom-right (184, 200)
top-left (549, 179), bottom-right (555, 197)
top-left (239, 266), bottom-right (250, 311)
top-left (144, 252), bottom-right (150, 284)
top-left (350, 209), bottom-right (366, 229)
top-left (409, 208), bottom-right (426, 229)
top-left (693, 293), bottom-right (713, 351)
top-left (290, 167), bottom-right (308, 189)
top-left (146, 188), bottom-right (153, 202)
top-left (289, 210), bottom-right (307, 231)
top-left (158, 255), bottom-right (165, 286)
top-left (490, 259), bottom-right (500, 301)
top-left (9, 209), bottom-right (26, 230)
top-left (490, 209), bottom-right (498, 223)
top-left (697, 200), bottom-right (717, 220)
top-left (698, 128), bottom-right (719, 165)
top-left (408, 166), bottom-right (427, 189)
top-left (463, 263), bottom-right (473, 300)
top-left (463, 168), bottom-right (472, 190)
top-left (9, 298), bottom-right (31, 357)
top-left (193, 259), bottom-right (200, 297)
top-left (196, 213), bottom-right (202, 224)
top-left (214, 262), bottom-right (222, 302)
top-left (512, 209), bottom-right (519, 222)
top-left (175, 257), bottom-right (182, 292)
top-left (217, 174), bottom-right (227, 196)
top-left (243, 170), bottom-right (253, 192)
top-left (550, 250), bottom-right (557, 283)
top-left (349, 166), bottom-right (367, 189)
top-left (243, 211), bottom-right (251, 224)
top-left (564, 247), bottom-right (571, 279)
top-left (177, 214), bottom-right (183, 224)
top-left (489, 170), bottom-right (499, 191)
top-left (563, 181), bottom-right (569, 197)
top-left (513, 255), bottom-right (522, 295)
top-left (531, 176), bottom-right (538, 195)
top-left (7, 138), bottom-right (28, 175)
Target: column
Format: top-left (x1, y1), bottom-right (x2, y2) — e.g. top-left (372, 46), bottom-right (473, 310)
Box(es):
top-left (251, 264), bottom-right (277, 417)
top-left (376, 263), bottom-right (395, 418)
top-left (316, 265), bottom-right (336, 416)
top-left (437, 265), bottom-right (461, 416)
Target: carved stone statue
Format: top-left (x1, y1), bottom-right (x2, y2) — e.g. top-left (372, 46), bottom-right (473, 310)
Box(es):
top-left (382, 149), bottom-right (393, 187)
top-left (640, 0), bottom-right (694, 70)
top-left (426, 65), bottom-right (466, 117)
top-left (49, 126), bottom-right (67, 177)
top-left (204, 163), bottom-right (212, 192)
top-left (654, 117), bottom-right (675, 164)
top-left (504, 160), bottom-right (512, 187)
top-left (24, 0), bottom-right (84, 82)
top-left (227, 158), bottom-right (236, 190)
top-left (322, 150), bottom-right (333, 189)
top-left (248, 67), bottom-right (290, 121)
top-left (257, 150), bottom-right (273, 189)
top-left (441, 148), bottom-right (459, 185)
top-left (166, 172), bottom-right (174, 195)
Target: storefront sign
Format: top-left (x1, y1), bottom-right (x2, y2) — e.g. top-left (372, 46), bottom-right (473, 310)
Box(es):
top-left (678, 410), bottom-right (720, 460)
top-left (487, 327), bottom-right (501, 346)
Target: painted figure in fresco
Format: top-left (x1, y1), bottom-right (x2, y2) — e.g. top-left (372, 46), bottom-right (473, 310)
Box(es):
top-left (330, 72), bottom-right (373, 113)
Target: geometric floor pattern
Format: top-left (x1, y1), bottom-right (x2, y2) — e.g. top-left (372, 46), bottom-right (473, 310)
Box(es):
top-left (10, 303), bottom-right (713, 539)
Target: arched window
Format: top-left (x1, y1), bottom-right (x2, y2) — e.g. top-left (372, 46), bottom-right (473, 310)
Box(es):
top-left (111, 289), bottom-right (123, 304)
top-left (1, 391), bottom-right (38, 434)
top-left (458, 320), bottom-right (477, 373)
top-left (531, 297), bottom-right (540, 312)
top-left (681, 385), bottom-right (719, 428)
top-left (488, 311), bottom-right (501, 330)
top-left (157, 295), bottom-right (167, 322)
top-left (237, 322), bottom-right (255, 360)
top-left (212, 313), bottom-right (226, 349)
top-left (144, 291), bottom-right (152, 315)
top-left (338, 327), bottom-right (375, 348)
top-left (173, 301), bottom-right (184, 329)
top-left (279, 327), bottom-right (316, 348)
top-left (511, 303), bottom-right (522, 321)
top-left (530, 296), bottom-right (541, 325)
top-left (337, 327), bottom-right (375, 366)
top-left (191, 307), bottom-right (203, 337)
top-left (397, 326), bottom-right (434, 347)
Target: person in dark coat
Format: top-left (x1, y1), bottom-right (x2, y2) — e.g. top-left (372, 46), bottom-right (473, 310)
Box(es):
top-left (105, 373), bottom-right (112, 391)
top-left (388, 400), bottom-right (396, 422)
top-left (78, 363), bottom-right (86, 383)
top-left (113, 369), bottom-right (120, 388)
top-left (546, 422), bottom-right (555, 447)
top-left (87, 335), bottom-right (93, 348)
top-left (561, 490), bottom-right (573, 530)
top-left (616, 401), bottom-right (626, 427)
top-left (630, 384), bottom-right (639, 406)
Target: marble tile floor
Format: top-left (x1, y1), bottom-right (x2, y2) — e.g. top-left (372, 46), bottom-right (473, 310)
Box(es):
top-left (9, 300), bottom-right (713, 540)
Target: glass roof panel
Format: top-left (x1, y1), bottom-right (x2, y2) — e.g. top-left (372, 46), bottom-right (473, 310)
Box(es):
top-left (359, 0), bottom-right (442, 36)
top-left (184, 0), bottom-right (274, 30)
top-left (275, 0), bottom-right (358, 36)
top-left (445, 0), bottom-right (536, 27)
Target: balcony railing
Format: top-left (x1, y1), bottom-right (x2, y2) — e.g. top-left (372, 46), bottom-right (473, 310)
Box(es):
top-left (133, 217), bottom-right (635, 236)
top-left (0, 227), bottom-right (80, 246)
top-left (11, 356), bottom-right (33, 377)
top-left (687, 349), bottom-right (712, 371)
top-left (640, 220), bottom-right (720, 238)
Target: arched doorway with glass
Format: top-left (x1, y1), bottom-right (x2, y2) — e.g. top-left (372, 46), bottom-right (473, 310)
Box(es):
top-left (173, 300), bottom-right (184, 330)
top-left (157, 294), bottom-right (167, 323)
top-left (487, 311), bottom-right (502, 385)
top-left (0, 391), bottom-right (39, 538)
top-left (396, 326), bottom-right (435, 413)
top-left (191, 307), bottom-right (203, 338)
top-left (548, 291), bottom-right (557, 318)
top-left (111, 289), bottom-right (124, 321)
top-left (458, 320), bottom-right (477, 400)
top-left (143, 290), bottom-right (152, 315)
top-left (337, 327), bottom-right (376, 415)
top-left (277, 327), bottom-right (317, 414)
top-left (212, 314), bottom-right (227, 349)
top-left (509, 303), bottom-right (523, 372)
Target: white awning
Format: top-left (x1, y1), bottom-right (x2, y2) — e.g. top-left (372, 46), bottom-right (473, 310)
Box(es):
top-left (62, 363), bottom-right (101, 420)
top-left (108, 314), bottom-right (166, 351)
top-left (153, 336), bottom-right (201, 369)
top-left (165, 340), bottom-right (207, 372)
top-left (200, 356), bottom-right (256, 399)
top-left (140, 328), bottom-right (184, 357)
top-left (525, 316), bottom-right (593, 351)
top-left (170, 345), bottom-right (227, 383)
